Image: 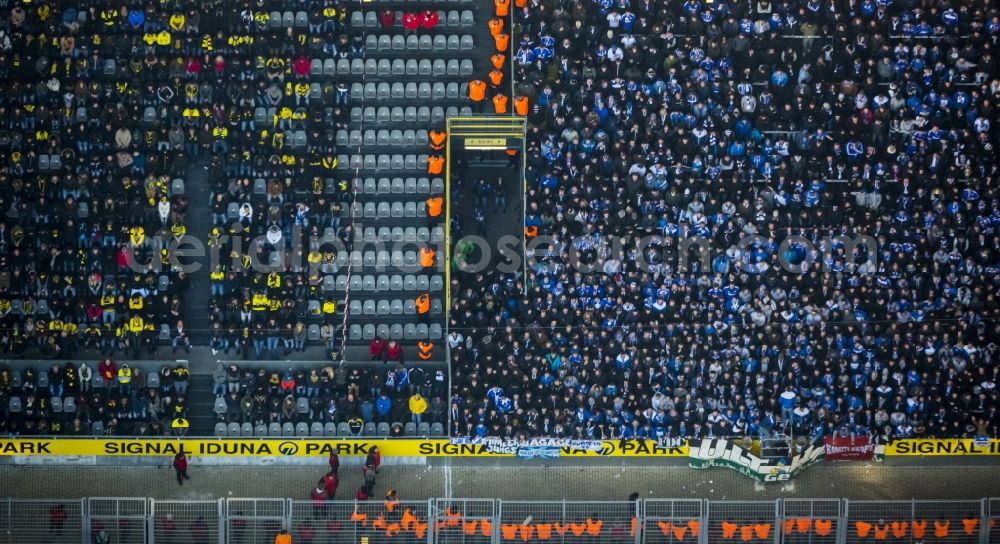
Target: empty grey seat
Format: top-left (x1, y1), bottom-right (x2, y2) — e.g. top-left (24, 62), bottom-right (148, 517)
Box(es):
top-left (403, 131), bottom-right (416, 146)
top-left (446, 59), bottom-right (459, 76)
top-left (432, 82), bottom-right (446, 100)
top-left (392, 59), bottom-right (405, 75)
top-left (417, 178), bottom-right (431, 193)
top-left (366, 34), bottom-right (379, 50)
top-left (460, 10), bottom-right (473, 25)
top-left (461, 35), bottom-right (474, 49)
top-left (324, 422), bottom-right (338, 437)
top-left (418, 59), bottom-right (432, 75)
top-left (378, 59), bottom-right (391, 76)
top-left (215, 422), bottom-right (228, 437)
top-left (433, 35), bottom-right (448, 50)
top-left (460, 59), bottom-right (473, 75)
top-left (447, 10), bottom-right (460, 26)
top-left (392, 107), bottom-right (406, 122)
top-left (416, 323), bottom-right (429, 339)
top-left (338, 422), bottom-right (353, 436)
top-left (377, 82), bottom-right (390, 99)
top-left (431, 275), bottom-right (444, 291)
top-left (311, 422), bottom-right (324, 437)
top-left (417, 422), bottom-right (431, 436)
top-left (363, 324), bottom-right (376, 339)
top-left (419, 35), bottom-right (432, 50)
top-left (296, 397), bottom-right (309, 414)
top-left (417, 107), bottom-right (431, 123)
top-left (351, 58), bottom-right (364, 74)
top-left (91, 421), bottom-right (104, 435)
top-left (416, 227), bottom-right (429, 242)
top-left (430, 323), bottom-right (443, 340)
top-left (324, 59), bottom-right (336, 76)
top-left (448, 35), bottom-right (460, 50)
top-left (229, 422), bottom-right (241, 436)
top-left (296, 422), bottom-right (309, 436)
top-left (405, 107), bottom-right (418, 122)
top-left (213, 397), bottom-right (227, 415)
top-left (392, 35), bottom-right (405, 50)
top-left (404, 422), bottom-right (417, 436)
top-left (63, 396), bottom-right (76, 413)
top-left (363, 422), bottom-right (377, 436)
top-left (365, 58), bottom-right (378, 75)
top-left (404, 323), bottom-right (417, 339)
top-left (269, 422), bottom-right (282, 436)
top-left (364, 11), bottom-right (377, 27)
top-left (242, 422), bottom-right (254, 436)
top-left (282, 422), bottom-right (295, 436)
top-left (377, 422), bottom-right (391, 436)
top-left (390, 324), bottom-right (404, 339)
top-left (433, 59), bottom-right (447, 76)
top-left (431, 422), bottom-right (445, 436)
top-left (404, 82), bottom-right (418, 99)
top-left (255, 424), bottom-right (267, 437)
top-left (8, 396), bottom-right (21, 413)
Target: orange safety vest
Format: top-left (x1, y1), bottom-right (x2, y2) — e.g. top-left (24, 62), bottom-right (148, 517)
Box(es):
top-left (426, 196), bottom-right (443, 217)
top-left (493, 94), bottom-right (509, 114)
top-left (384, 497), bottom-right (398, 512)
top-left (814, 519), bottom-right (832, 537)
top-left (524, 225), bottom-right (538, 238)
top-left (754, 524), bottom-right (771, 539)
top-left (413, 521), bottom-right (428, 539)
top-left (962, 518), bottom-right (979, 535)
top-left (488, 17), bottom-right (504, 38)
top-left (462, 519), bottom-right (478, 535)
top-left (415, 294), bottom-right (430, 314)
top-left (721, 521), bottom-right (738, 539)
top-left (469, 80), bottom-right (486, 101)
top-left (688, 520), bottom-right (700, 536)
top-left (428, 155), bottom-right (445, 175)
top-left (494, 32), bottom-right (509, 52)
top-left (401, 509), bottom-right (416, 531)
top-left (535, 523), bottom-right (552, 540)
top-left (489, 69), bottom-right (504, 87)
top-left (500, 524), bottom-right (517, 540)
top-left (480, 518), bottom-right (493, 537)
top-left (419, 247), bottom-right (435, 267)
top-left (934, 520), bottom-right (950, 538)
top-left (657, 521), bottom-right (672, 536)
top-left (515, 0), bottom-right (527, 8)
top-left (584, 518), bottom-right (602, 536)
top-left (890, 521), bottom-right (907, 538)
top-left (385, 523), bottom-right (400, 537)
top-left (872, 523), bottom-right (889, 540)
top-left (417, 341), bottom-right (433, 360)
top-left (514, 95), bottom-right (529, 115)
top-left (429, 130), bottom-right (446, 150)
top-left (739, 525), bottom-right (753, 542)
top-left (855, 521), bottom-right (872, 538)
top-left (491, 53), bottom-right (506, 70)
top-left (519, 524), bottom-right (535, 541)
top-left (783, 519), bottom-right (794, 535)
top-left (372, 515), bottom-right (387, 530)
top-left (495, 0), bottom-right (510, 16)
top-left (672, 524), bottom-right (688, 541)
top-left (911, 519), bottom-right (927, 539)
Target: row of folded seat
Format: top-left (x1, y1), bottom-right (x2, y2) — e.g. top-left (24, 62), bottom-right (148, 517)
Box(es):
top-left (315, 56), bottom-right (475, 76)
top-left (345, 297), bottom-right (443, 316)
top-left (346, 200), bottom-right (430, 218)
top-left (349, 323), bottom-right (444, 341)
top-left (349, 105), bottom-right (472, 126)
top-left (336, 153), bottom-right (431, 172)
top-left (365, 33), bottom-right (474, 52)
top-left (352, 9), bottom-right (474, 28)
top-left (352, 177), bottom-right (445, 193)
top-left (215, 419), bottom-right (445, 437)
top-left (324, 273), bottom-right (445, 292)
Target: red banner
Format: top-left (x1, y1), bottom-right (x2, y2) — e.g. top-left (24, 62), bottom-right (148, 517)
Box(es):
top-left (823, 435), bottom-right (875, 461)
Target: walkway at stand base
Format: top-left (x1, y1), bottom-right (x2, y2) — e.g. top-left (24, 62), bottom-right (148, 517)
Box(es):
top-left (2, 463), bottom-right (999, 501)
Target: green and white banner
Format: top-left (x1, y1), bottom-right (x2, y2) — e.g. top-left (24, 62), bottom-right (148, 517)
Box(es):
top-left (688, 439), bottom-right (825, 483)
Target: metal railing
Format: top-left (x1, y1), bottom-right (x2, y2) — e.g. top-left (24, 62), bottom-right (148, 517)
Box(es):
top-left (0, 497), bottom-right (997, 544)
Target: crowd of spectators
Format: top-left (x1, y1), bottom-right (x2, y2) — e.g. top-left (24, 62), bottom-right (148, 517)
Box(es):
top-left (202, 0), bottom-right (357, 361)
top-left (0, 361), bottom-right (191, 435)
top-left (449, 0), bottom-right (1000, 442)
top-left (211, 363), bottom-right (448, 434)
top-left (0, 0), bottom-right (206, 359)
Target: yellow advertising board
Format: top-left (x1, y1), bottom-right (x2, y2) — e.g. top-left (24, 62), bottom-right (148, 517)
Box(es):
top-left (0, 438), bottom-right (688, 458)
top-left (884, 439), bottom-right (1000, 456)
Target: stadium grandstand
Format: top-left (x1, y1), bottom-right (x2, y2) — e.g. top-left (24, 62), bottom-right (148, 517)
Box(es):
top-left (2, 0), bottom-right (1000, 539)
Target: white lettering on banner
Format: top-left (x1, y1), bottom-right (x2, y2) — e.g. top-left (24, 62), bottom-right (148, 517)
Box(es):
top-left (688, 439), bottom-right (824, 483)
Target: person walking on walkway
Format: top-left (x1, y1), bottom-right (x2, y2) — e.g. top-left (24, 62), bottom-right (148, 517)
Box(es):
top-left (173, 451), bottom-right (190, 485)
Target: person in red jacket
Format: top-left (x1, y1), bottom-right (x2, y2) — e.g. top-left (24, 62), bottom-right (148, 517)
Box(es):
top-left (98, 359), bottom-right (117, 384)
top-left (310, 481), bottom-right (328, 517)
top-left (420, 9), bottom-right (439, 29)
top-left (328, 451), bottom-right (340, 476)
top-left (355, 486), bottom-right (370, 501)
top-left (401, 12), bottom-right (420, 34)
top-left (322, 470), bottom-right (338, 499)
top-left (369, 336), bottom-right (385, 360)
top-left (378, 9), bottom-right (395, 29)
top-left (384, 340), bottom-right (403, 363)
top-left (292, 55), bottom-right (310, 77)
top-left (173, 451), bottom-right (190, 485)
